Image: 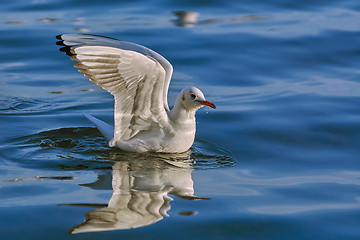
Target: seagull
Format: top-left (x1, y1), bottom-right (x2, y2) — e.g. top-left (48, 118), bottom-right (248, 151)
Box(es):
top-left (56, 34), bottom-right (216, 153)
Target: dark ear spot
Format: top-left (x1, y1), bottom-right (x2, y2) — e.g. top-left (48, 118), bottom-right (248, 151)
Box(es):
top-left (182, 95), bottom-right (185, 101)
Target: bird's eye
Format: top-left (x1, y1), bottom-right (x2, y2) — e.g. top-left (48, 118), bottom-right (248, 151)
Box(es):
top-left (190, 93), bottom-right (196, 99)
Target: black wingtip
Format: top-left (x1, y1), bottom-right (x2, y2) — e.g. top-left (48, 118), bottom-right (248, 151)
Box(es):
top-left (56, 40), bottom-right (64, 46)
top-left (59, 46), bottom-right (74, 56)
top-left (55, 34), bottom-right (65, 47)
top-left (56, 34), bottom-right (74, 56)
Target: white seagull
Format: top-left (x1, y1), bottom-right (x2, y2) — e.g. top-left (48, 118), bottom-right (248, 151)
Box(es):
top-left (56, 34), bottom-right (215, 153)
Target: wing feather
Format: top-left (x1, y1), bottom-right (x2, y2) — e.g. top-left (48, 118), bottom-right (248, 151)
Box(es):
top-left (57, 34), bottom-right (173, 111)
top-left (57, 34), bottom-right (175, 142)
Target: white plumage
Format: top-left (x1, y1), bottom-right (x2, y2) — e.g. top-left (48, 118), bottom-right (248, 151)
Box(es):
top-left (57, 34), bottom-right (215, 153)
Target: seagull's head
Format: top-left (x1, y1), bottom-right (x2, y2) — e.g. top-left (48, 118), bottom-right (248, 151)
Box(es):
top-left (181, 87), bottom-right (216, 111)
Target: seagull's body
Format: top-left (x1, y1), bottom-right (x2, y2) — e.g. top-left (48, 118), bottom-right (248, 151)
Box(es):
top-left (57, 34), bottom-right (215, 153)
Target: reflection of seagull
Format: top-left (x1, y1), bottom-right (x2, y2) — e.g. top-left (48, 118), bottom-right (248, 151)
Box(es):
top-left (70, 157), bottom-right (208, 234)
top-left (56, 34), bottom-right (215, 153)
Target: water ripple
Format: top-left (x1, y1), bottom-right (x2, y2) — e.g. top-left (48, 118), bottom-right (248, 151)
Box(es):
top-left (0, 97), bottom-right (56, 115)
top-left (1, 127), bottom-right (236, 171)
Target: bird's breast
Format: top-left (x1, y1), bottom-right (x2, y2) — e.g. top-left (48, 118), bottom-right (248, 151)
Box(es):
top-left (160, 119), bottom-right (196, 153)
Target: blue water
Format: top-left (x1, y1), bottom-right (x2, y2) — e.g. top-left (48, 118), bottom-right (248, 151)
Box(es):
top-left (1, 0), bottom-right (360, 239)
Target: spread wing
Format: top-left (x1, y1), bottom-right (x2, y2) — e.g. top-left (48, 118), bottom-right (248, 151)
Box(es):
top-left (57, 34), bottom-right (174, 141)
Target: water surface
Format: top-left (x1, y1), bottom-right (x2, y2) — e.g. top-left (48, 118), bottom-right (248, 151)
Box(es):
top-left (1, 0), bottom-right (360, 239)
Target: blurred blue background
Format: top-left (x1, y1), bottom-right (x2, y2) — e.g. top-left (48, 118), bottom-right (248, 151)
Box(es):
top-left (0, 0), bottom-right (359, 239)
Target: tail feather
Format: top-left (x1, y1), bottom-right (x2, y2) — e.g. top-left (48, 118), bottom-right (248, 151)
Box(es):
top-left (83, 113), bottom-right (114, 141)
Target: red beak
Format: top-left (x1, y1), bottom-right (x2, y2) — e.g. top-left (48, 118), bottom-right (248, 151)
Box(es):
top-left (199, 100), bottom-right (216, 109)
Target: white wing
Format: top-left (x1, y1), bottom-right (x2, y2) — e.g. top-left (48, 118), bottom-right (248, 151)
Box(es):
top-left (57, 34), bottom-right (173, 111)
top-left (57, 34), bottom-right (174, 141)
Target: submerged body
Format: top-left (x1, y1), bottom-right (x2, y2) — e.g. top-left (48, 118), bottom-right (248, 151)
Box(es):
top-left (57, 34), bottom-right (215, 153)
top-left (111, 110), bottom-right (196, 153)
